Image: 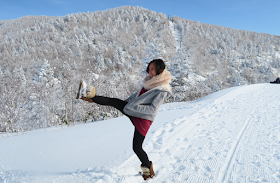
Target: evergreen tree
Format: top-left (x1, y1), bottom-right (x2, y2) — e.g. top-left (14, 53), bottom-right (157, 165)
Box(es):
top-left (142, 39), bottom-right (166, 73)
top-left (12, 67), bottom-right (27, 86)
top-left (104, 58), bottom-right (113, 66)
top-left (96, 55), bottom-right (106, 70)
top-left (33, 59), bottom-right (60, 88)
top-left (169, 48), bottom-right (189, 87)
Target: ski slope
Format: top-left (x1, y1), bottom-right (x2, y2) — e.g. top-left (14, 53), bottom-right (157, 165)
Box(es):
top-left (1, 83), bottom-right (280, 183)
top-left (169, 20), bottom-right (183, 51)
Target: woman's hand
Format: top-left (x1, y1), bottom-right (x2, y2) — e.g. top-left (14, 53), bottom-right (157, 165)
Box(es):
top-left (81, 96), bottom-right (93, 103)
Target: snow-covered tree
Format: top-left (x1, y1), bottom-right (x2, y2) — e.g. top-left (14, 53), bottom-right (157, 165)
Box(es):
top-left (33, 59), bottom-right (60, 88)
top-left (142, 39), bottom-right (166, 73)
top-left (12, 67), bottom-right (26, 85)
top-left (1, 6), bottom-right (280, 132)
top-left (169, 48), bottom-right (189, 86)
top-left (104, 58), bottom-right (113, 66)
top-left (96, 55), bottom-right (106, 70)
top-left (231, 73), bottom-right (247, 87)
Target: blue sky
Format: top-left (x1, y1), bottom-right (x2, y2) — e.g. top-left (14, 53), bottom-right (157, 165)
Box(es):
top-left (1, 0), bottom-right (279, 36)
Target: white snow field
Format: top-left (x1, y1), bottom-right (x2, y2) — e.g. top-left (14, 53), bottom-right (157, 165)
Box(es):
top-left (1, 83), bottom-right (280, 183)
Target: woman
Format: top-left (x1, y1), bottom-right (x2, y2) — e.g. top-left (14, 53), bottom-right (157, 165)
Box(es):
top-left (79, 59), bottom-right (172, 180)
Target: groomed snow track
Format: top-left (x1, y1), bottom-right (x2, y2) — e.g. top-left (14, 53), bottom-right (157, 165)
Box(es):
top-left (1, 84), bottom-right (280, 183)
top-left (53, 84), bottom-right (280, 182)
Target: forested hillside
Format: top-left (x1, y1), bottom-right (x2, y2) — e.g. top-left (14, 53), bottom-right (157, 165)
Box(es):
top-left (0, 6), bottom-right (279, 133)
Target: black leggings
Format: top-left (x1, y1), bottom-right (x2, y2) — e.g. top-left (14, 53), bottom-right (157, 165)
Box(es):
top-left (91, 96), bottom-right (151, 167)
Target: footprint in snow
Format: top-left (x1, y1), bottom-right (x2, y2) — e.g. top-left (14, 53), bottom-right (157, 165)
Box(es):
top-left (259, 178), bottom-right (269, 182)
top-left (251, 161), bottom-right (261, 167)
top-left (177, 165), bottom-right (186, 171)
top-left (178, 173), bottom-right (189, 181)
top-left (174, 156), bottom-right (182, 163)
top-left (201, 155), bottom-right (212, 161)
top-left (203, 165), bottom-right (211, 172)
top-left (273, 153), bottom-right (280, 161)
top-left (164, 149), bottom-right (172, 156)
top-left (191, 165), bottom-right (199, 172)
top-left (153, 142), bottom-right (162, 150)
top-left (152, 128), bottom-right (165, 138)
top-left (273, 173), bottom-right (280, 180)
top-left (176, 136), bottom-right (189, 142)
top-left (165, 122), bottom-right (173, 129)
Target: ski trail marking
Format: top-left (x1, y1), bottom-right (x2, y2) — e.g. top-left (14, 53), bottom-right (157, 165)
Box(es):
top-left (217, 87), bottom-right (267, 183)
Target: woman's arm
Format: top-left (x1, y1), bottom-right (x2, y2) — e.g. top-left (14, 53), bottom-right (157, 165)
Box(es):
top-left (125, 90), bottom-right (168, 116)
top-left (125, 91), bottom-right (139, 103)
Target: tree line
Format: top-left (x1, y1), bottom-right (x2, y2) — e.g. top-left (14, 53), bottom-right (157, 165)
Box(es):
top-left (0, 6), bottom-right (279, 133)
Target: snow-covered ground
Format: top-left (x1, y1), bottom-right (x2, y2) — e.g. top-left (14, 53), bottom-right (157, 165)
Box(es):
top-left (1, 83), bottom-right (280, 183)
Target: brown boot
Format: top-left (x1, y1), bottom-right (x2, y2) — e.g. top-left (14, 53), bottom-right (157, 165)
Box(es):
top-left (76, 81), bottom-right (96, 99)
top-left (86, 85), bottom-right (96, 98)
top-left (140, 161), bottom-right (155, 180)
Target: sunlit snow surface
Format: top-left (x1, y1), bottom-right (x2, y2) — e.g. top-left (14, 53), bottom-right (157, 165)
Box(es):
top-left (1, 83), bottom-right (280, 183)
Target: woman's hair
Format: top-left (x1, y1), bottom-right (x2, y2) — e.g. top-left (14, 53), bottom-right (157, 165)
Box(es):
top-left (146, 59), bottom-right (166, 75)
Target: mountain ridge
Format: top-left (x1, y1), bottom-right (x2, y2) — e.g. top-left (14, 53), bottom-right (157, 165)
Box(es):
top-left (0, 5), bottom-right (279, 133)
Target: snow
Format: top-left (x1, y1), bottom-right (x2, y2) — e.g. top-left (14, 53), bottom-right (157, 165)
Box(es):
top-left (1, 83), bottom-right (280, 182)
top-left (92, 73), bottom-right (99, 81)
top-left (169, 21), bottom-right (183, 51)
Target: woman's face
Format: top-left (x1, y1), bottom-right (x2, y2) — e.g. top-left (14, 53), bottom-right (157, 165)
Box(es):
top-left (148, 62), bottom-right (157, 78)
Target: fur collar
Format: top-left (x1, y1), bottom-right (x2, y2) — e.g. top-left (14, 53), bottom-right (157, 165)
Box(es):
top-left (143, 69), bottom-right (172, 93)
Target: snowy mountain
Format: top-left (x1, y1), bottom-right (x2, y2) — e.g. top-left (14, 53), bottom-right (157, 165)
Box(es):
top-left (0, 6), bottom-right (280, 135)
top-left (1, 83), bottom-right (279, 182)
